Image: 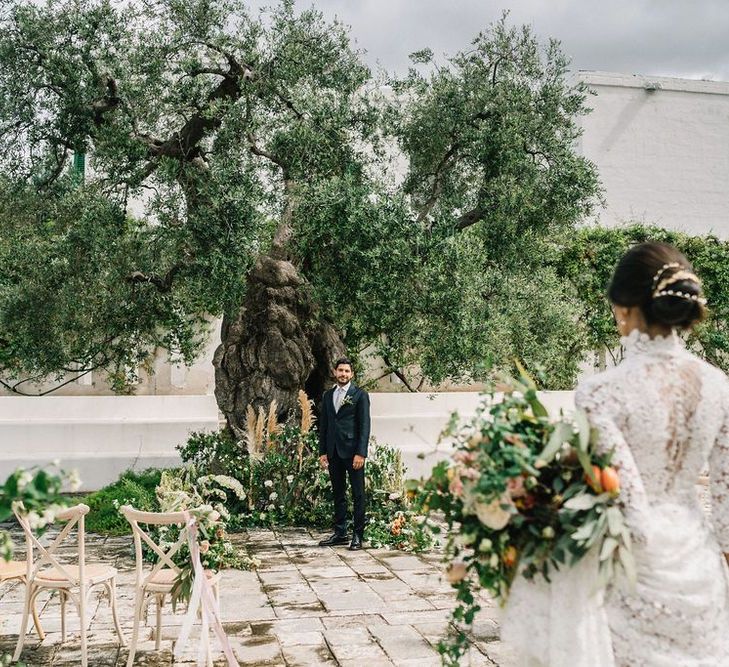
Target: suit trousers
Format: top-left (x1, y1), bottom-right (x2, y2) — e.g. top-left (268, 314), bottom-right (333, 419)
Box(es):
top-left (328, 449), bottom-right (366, 536)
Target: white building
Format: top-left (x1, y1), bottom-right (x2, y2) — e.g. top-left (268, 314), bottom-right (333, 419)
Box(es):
top-left (576, 71), bottom-right (729, 238)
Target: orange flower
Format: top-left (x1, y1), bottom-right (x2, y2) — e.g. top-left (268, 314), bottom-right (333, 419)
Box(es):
top-left (502, 546), bottom-right (518, 568)
top-left (585, 465), bottom-right (603, 493)
top-left (601, 466), bottom-right (620, 495)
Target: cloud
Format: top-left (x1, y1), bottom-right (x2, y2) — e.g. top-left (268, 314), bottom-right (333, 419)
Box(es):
top-left (248, 0), bottom-right (729, 81)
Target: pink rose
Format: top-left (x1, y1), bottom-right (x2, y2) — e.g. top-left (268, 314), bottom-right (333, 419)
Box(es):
top-left (445, 561), bottom-right (468, 584)
top-left (507, 475), bottom-right (526, 499)
top-left (449, 475), bottom-right (464, 497)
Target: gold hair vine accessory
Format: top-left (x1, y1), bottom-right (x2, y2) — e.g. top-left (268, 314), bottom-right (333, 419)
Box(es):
top-left (652, 268), bottom-right (707, 305)
top-left (651, 263), bottom-right (681, 290)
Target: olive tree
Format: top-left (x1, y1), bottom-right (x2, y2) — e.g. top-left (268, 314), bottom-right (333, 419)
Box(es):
top-left (0, 0), bottom-right (600, 441)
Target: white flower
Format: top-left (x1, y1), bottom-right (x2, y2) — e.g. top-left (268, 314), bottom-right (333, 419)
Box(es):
top-left (264, 480), bottom-right (273, 488)
top-left (389, 492), bottom-right (402, 501)
top-left (67, 470), bottom-right (82, 492)
top-left (52, 458), bottom-right (61, 468)
top-left (541, 526), bottom-right (555, 539)
top-left (286, 475), bottom-right (294, 484)
top-left (478, 538), bottom-right (493, 552)
top-left (42, 507), bottom-right (58, 524)
top-left (489, 553), bottom-right (499, 568)
top-left (457, 532), bottom-right (477, 546)
top-left (26, 511), bottom-right (42, 531)
top-left (474, 495), bottom-right (513, 530)
top-left (269, 492), bottom-right (278, 501)
top-left (17, 471), bottom-right (33, 491)
top-left (266, 504), bottom-right (275, 511)
top-left (260, 512), bottom-right (267, 520)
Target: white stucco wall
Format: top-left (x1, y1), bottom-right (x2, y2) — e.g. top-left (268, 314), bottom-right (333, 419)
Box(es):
top-left (577, 72), bottom-right (729, 238)
top-left (0, 391), bottom-right (577, 489)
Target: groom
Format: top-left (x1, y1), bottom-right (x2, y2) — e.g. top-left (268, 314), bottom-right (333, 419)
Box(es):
top-left (318, 357), bottom-right (371, 550)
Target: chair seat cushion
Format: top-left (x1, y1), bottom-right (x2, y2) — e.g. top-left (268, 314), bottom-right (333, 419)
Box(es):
top-left (0, 560), bottom-right (26, 581)
top-left (35, 563), bottom-right (117, 586)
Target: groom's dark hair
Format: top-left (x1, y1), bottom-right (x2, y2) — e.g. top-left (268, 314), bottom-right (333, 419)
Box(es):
top-left (334, 357), bottom-right (353, 370)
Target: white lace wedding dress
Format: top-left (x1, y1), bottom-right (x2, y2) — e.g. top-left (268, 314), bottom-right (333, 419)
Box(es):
top-left (501, 330), bottom-right (729, 666)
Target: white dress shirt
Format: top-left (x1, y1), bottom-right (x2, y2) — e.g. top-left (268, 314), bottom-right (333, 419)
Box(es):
top-left (334, 382), bottom-right (351, 413)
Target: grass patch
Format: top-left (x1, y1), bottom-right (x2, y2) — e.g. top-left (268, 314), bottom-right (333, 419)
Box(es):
top-left (82, 469), bottom-right (163, 535)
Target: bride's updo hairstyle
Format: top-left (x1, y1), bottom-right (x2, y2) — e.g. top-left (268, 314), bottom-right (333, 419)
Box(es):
top-left (608, 242), bottom-right (707, 330)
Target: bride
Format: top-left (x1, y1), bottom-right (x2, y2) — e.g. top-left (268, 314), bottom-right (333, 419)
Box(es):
top-left (501, 242), bottom-right (729, 666)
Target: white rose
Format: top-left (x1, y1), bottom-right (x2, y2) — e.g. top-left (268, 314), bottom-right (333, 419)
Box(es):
top-left (389, 492), bottom-right (402, 501)
top-left (269, 492), bottom-right (278, 501)
top-left (17, 471), bottom-right (33, 491)
top-left (286, 475), bottom-right (294, 483)
top-left (489, 553), bottom-right (499, 568)
top-left (26, 511), bottom-right (42, 531)
top-left (478, 538), bottom-right (493, 552)
top-left (474, 495), bottom-right (513, 530)
top-left (264, 480), bottom-right (273, 488)
top-left (67, 470), bottom-right (82, 492)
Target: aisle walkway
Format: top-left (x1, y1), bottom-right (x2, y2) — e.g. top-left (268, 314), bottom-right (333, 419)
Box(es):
top-left (0, 528), bottom-right (513, 666)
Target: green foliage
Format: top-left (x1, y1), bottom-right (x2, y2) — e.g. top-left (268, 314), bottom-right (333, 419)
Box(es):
top-left (0, 465), bottom-right (73, 561)
top-left (556, 224), bottom-right (729, 372)
top-left (178, 426), bottom-right (433, 551)
top-left (82, 469), bottom-right (162, 535)
top-left (0, 1), bottom-right (601, 397)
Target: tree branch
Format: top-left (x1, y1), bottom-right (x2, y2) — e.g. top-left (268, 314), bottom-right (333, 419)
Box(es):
top-left (126, 264), bottom-right (182, 292)
top-left (455, 207), bottom-right (485, 231)
top-left (382, 356), bottom-right (418, 393)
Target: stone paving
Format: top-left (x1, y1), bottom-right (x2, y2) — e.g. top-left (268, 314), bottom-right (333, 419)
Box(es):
top-left (0, 528), bottom-right (514, 666)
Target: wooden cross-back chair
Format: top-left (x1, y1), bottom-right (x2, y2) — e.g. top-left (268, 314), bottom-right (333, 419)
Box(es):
top-left (119, 505), bottom-right (221, 667)
top-left (0, 559), bottom-right (44, 640)
top-left (12, 503), bottom-right (124, 667)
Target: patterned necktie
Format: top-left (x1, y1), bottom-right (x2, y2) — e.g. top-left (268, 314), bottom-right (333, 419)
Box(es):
top-left (335, 387), bottom-right (344, 412)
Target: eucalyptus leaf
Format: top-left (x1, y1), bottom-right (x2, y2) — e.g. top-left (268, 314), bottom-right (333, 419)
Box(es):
top-left (574, 409), bottom-right (591, 453)
top-left (618, 545), bottom-right (638, 589)
top-left (599, 536), bottom-right (619, 561)
top-left (606, 506), bottom-right (623, 537)
top-left (564, 493), bottom-right (601, 511)
top-left (539, 421), bottom-right (574, 465)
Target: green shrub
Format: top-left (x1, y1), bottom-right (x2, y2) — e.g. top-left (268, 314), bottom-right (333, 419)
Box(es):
top-left (83, 469), bottom-right (162, 535)
top-left (179, 425), bottom-right (433, 551)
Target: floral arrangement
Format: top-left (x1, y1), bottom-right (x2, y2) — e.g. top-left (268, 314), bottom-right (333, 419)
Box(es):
top-left (0, 463), bottom-right (79, 561)
top-left (418, 369), bottom-right (634, 664)
top-left (152, 467), bottom-right (259, 606)
top-left (176, 394), bottom-right (434, 551)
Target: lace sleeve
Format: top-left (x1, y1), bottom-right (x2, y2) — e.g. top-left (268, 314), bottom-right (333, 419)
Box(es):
top-left (575, 379), bottom-right (646, 510)
top-left (709, 410), bottom-right (729, 552)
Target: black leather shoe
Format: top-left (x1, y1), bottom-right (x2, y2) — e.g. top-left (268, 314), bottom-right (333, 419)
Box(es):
top-left (348, 533), bottom-right (363, 550)
top-left (319, 533), bottom-right (349, 547)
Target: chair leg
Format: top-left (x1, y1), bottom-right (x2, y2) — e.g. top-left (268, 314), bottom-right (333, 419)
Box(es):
top-left (60, 590), bottom-right (67, 642)
top-left (12, 582), bottom-right (33, 662)
top-left (126, 591), bottom-right (145, 667)
top-left (20, 576), bottom-right (45, 640)
top-left (108, 578), bottom-right (126, 646)
top-left (155, 594), bottom-right (163, 651)
top-left (79, 586), bottom-right (87, 667)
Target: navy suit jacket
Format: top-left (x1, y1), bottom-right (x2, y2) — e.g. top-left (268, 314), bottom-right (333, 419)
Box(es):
top-left (318, 384), bottom-right (371, 459)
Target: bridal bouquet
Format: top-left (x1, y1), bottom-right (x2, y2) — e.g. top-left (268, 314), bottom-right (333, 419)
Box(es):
top-left (418, 367), bottom-right (634, 663)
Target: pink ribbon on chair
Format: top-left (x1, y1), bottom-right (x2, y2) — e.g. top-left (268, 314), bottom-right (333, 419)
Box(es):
top-left (174, 513), bottom-right (238, 666)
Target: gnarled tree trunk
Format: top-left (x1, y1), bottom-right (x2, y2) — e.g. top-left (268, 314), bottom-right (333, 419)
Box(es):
top-left (213, 252), bottom-right (345, 441)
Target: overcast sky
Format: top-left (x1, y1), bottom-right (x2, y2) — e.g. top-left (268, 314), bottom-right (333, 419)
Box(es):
top-left (253, 1), bottom-right (729, 81)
